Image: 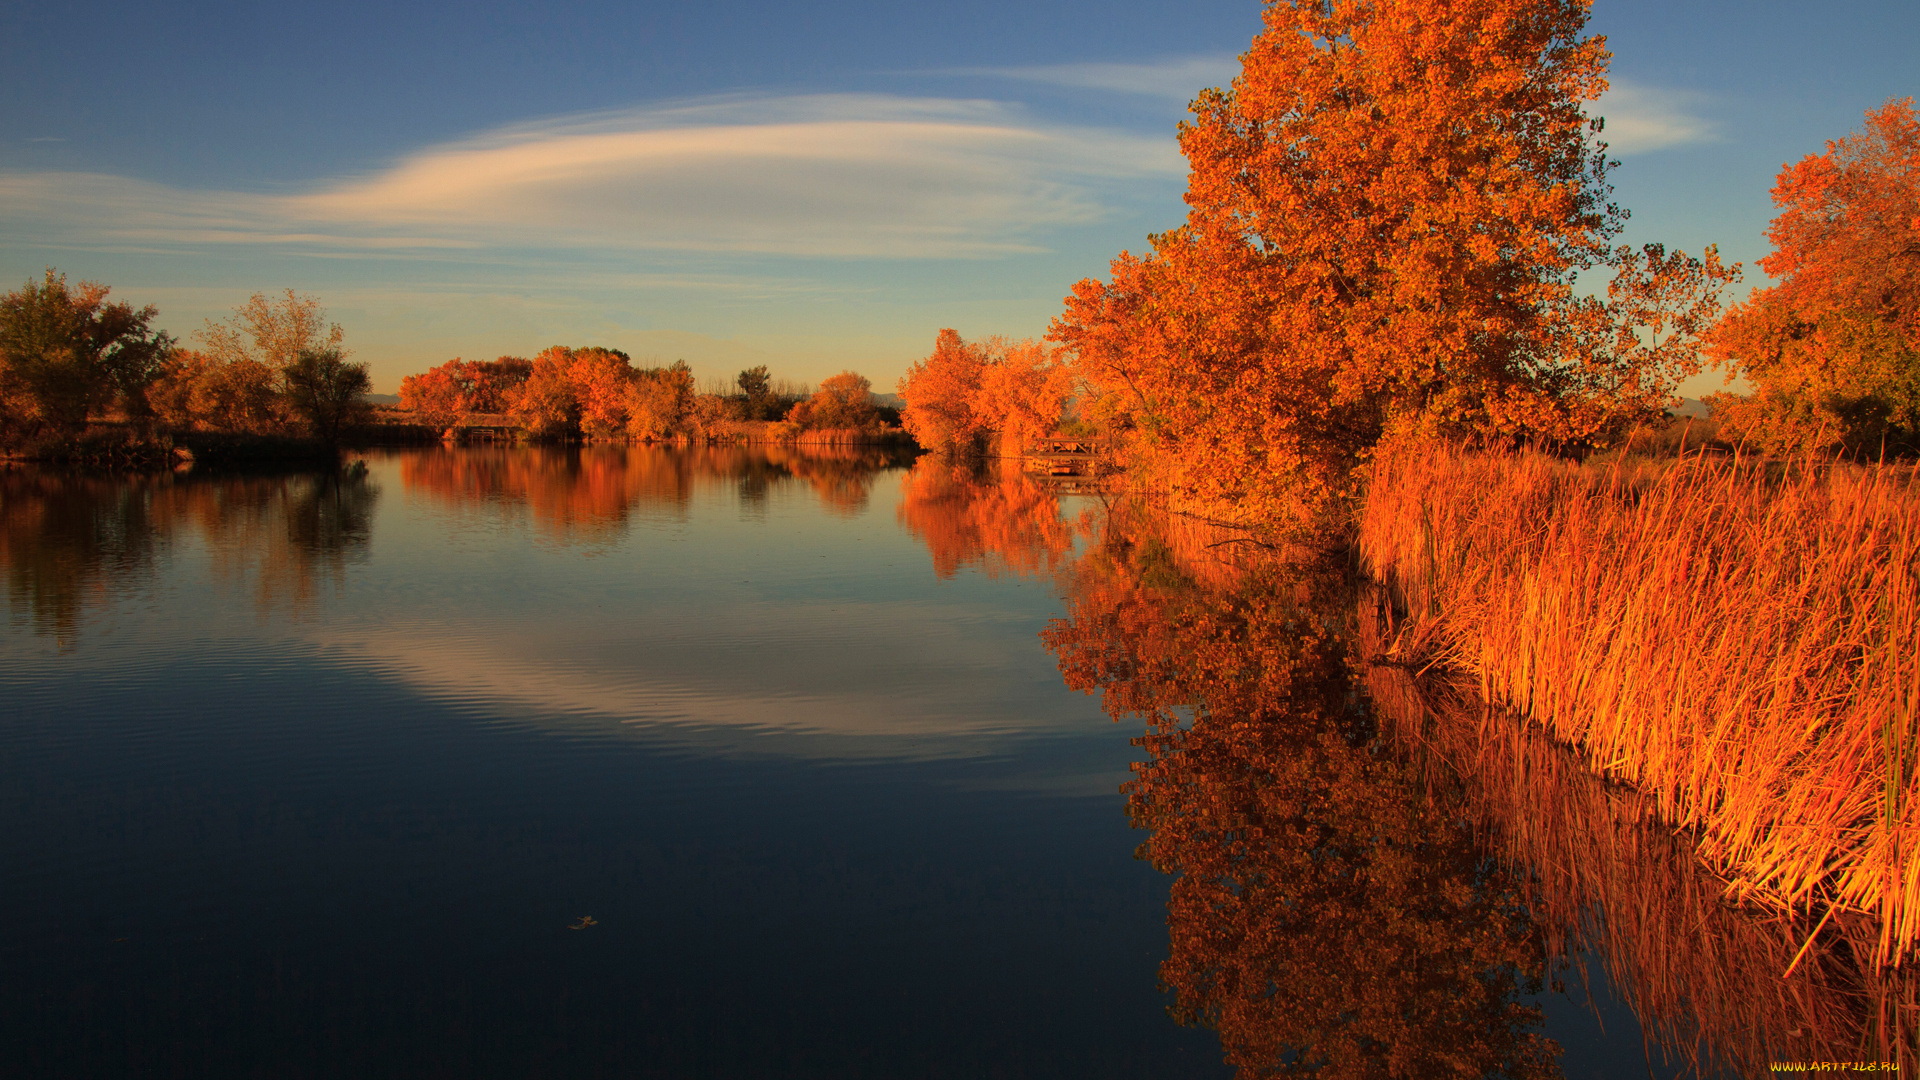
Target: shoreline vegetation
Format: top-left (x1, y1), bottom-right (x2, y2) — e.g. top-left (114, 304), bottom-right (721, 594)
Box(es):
top-left (1, 286), bottom-right (915, 468)
top-left (884, 0), bottom-right (1919, 987)
top-left (1359, 443), bottom-right (1920, 968)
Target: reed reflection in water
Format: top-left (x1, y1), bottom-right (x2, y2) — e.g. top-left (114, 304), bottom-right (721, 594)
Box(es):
top-left (902, 459), bottom-right (1918, 1077)
top-left (1359, 599), bottom-right (1919, 1074)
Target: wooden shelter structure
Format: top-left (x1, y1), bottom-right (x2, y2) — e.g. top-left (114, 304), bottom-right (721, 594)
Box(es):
top-left (1023, 432), bottom-right (1113, 479)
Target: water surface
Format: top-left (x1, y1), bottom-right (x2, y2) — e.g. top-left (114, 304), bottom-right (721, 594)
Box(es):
top-left (2, 445), bottom-right (1762, 1077)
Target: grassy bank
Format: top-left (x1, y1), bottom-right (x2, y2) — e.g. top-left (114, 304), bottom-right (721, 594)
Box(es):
top-left (1356, 441), bottom-right (1920, 966)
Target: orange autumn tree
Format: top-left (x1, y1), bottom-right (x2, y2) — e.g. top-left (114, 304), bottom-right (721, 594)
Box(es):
top-left (898, 329), bottom-right (1074, 455)
top-left (1051, 0), bottom-right (1735, 524)
top-left (899, 329), bottom-right (992, 454)
top-left (399, 356), bottom-right (535, 432)
top-left (973, 338), bottom-right (1076, 457)
top-left (501, 346), bottom-right (659, 439)
top-left (787, 371), bottom-right (881, 432)
top-left (1709, 98), bottom-right (1920, 456)
top-left (624, 360), bottom-right (695, 440)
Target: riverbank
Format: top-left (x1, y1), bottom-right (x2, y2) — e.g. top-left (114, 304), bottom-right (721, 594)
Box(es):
top-left (2, 429), bottom-right (349, 469)
top-left (1355, 440), bottom-right (1920, 967)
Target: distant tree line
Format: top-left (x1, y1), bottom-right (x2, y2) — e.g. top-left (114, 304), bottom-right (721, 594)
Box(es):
top-left (398, 354), bottom-right (891, 441)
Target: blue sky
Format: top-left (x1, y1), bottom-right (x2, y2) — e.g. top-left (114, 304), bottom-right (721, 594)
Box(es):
top-left (2, 0), bottom-right (1915, 395)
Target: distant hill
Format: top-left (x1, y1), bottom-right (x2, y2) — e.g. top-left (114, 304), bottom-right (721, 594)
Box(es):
top-left (870, 392), bottom-right (905, 409)
top-left (360, 393), bottom-right (401, 405)
top-left (1672, 397), bottom-right (1710, 418)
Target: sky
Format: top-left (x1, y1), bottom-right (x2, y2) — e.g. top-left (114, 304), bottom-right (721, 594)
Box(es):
top-left (2, 0), bottom-right (1915, 396)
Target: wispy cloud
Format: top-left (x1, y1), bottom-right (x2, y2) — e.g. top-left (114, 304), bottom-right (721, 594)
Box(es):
top-left (0, 94), bottom-right (1182, 259)
top-left (940, 55), bottom-right (1239, 104)
top-left (1592, 81), bottom-right (1721, 155)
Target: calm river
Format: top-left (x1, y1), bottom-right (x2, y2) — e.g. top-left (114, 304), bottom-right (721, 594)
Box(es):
top-left (1, 446), bottom-right (1749, 1077)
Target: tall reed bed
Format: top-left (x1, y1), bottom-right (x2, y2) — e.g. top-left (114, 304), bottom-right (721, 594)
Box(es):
top-left (1357, 442), bottom-right (1920, 966)
top-left (1357, 588), bottom-right (1916, 1070)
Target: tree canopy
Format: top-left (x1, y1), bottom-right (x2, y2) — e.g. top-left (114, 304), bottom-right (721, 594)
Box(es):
top-left (1709, 98), bottom-right (1920, 456)
top-left (399, 356), bottom-right (535, 431)
top-left (787, 371), bottom-right (880, 431)
top-left (283, 347), bottom-right (372, 446)
top-left (897, 329), bottom-right (1073, 456)
top-left (1050, 0), bottom-right (1734, 522)
top-left (0, 269), bottom-right (172, 440)
top-left (199, 289), bottom-right (343, 372)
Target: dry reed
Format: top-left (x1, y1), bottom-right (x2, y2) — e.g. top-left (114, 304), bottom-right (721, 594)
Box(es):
top-left (1357, 441), bottom-right (1920, 967)
top-left (1356, 587), bottom-right (1918, 1071)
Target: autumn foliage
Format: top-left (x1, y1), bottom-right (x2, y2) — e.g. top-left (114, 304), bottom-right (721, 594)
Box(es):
top-left (896, 329), bottom-right (1074, 456)
top-left (784, 371), bottom-right (881, 433)
top-left (398, 356), bottom-right (534, 431)
top-left (1048, 0), bottom-right (1735, 523)
top-left (141, 289), bottom-right (372, 443)
top-left (0, 270), bottom-right (172, 442)
top-left (402, 348), bottom-right (696, 441)
top-left (1710, 98), bottom-right (1920, 456)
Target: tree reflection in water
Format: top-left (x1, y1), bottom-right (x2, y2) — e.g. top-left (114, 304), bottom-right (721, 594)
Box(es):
top-left (1, 467), bottom-right (375, 643)
top-left (3, 444), bottom-right (907, 644)
top-left (901, 470), bottom-right (1919, 1076)
top-left (896, 456), bottom-right (1081, 580)
top-left (400, 443), bottom-right (905, 535)
top-left (1043, 508), bottom-right (1560, 1079)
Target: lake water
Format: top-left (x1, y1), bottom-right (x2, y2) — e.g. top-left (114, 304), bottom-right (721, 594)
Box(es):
top-left (0, 445), bottom-right (1772, 1077)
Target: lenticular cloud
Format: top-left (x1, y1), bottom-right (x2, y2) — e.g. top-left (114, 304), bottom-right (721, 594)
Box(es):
top-left (0, 94), bottom-right (1180, 259)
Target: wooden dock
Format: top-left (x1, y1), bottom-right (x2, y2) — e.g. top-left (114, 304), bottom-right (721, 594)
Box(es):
top-left (1022, 433), bottom-right (1112, 482)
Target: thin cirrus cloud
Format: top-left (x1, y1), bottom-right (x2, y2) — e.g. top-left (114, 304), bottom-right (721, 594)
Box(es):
top-left (1591, 81), bottom-right (1721, 155)
top-left (0, 94), bottom-right (1183, 260)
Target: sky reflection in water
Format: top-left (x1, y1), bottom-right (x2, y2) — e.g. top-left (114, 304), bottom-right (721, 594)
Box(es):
top-left (0, 445), bottom-right (1815, 1077)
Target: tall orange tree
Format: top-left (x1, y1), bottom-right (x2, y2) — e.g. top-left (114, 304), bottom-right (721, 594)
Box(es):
top-left (1052, 0), bottom-right (1734, 523)
top-left (1710, 98), bottom-right (1920, 456)
top-left (898, 330), bottom-right (1075, 455)
top-left (898, 329), bottom-right (993, 454)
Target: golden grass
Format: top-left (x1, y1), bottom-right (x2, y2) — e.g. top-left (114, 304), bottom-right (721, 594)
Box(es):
top-left (1357, 441), bottom-right (1920, 967)
top-left (1357, 586), bottom-right (1918, 1071)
